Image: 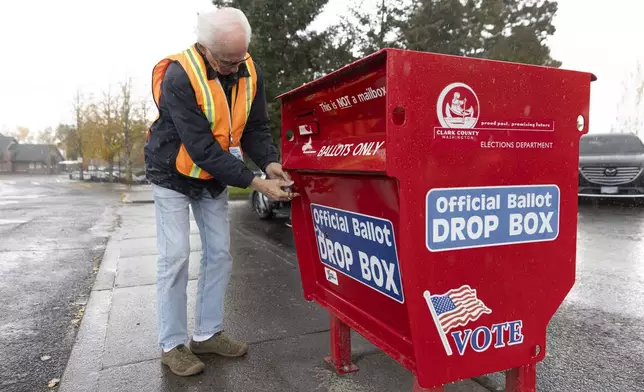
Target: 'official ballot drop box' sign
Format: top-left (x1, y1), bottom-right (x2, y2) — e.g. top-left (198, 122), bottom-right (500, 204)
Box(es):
top-left (426, 185), bottom-right (561, 252)
top-left (312, 203), bottom-right (404, 303)
top-left (278, 48), bottom-right (594, 390)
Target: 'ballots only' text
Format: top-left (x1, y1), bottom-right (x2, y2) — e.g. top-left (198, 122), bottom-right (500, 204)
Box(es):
top-left (426, 185), bottom-right (560, 252)
top-left (311, 204), bottom-right (404, 303)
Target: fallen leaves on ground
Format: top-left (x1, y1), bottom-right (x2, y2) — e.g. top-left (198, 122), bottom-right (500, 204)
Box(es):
top-left (48, 378), bottom-right (60, 388)
top-left (70, 306), bottom-right (85, 328)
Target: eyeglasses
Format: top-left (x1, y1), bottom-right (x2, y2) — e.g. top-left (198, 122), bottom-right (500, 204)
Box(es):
top-left (208, 49), bottom-right (250, 69)
top-left (218, 55), bottom-right (250, 69)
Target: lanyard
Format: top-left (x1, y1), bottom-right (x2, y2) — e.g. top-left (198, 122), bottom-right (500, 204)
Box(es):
top-left (215, 78), bottom-right (235, 145)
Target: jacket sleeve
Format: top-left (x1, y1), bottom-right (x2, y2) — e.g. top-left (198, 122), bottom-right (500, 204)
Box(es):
top-left (162, 62), bottom-right (256, 188)
top-left (240, 62), bottom-right (280, 171)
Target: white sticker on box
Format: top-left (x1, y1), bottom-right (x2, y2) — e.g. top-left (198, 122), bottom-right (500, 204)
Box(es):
top-left (324, 267), bottom-right (339, 286)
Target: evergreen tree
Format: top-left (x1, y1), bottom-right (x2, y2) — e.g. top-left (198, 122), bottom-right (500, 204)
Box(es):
top-left (401, 0), bottom-right (475, 56)
top-left (400, 0), bottom-right (561, 67)
top-left (333, 0), bottom-right (408, 58)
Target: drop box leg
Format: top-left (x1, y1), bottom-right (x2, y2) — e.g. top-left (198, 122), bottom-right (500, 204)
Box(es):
top-left (413, 377), bottom-right (444, 392)
top-left (324, 314), bottom-right (359, 375)
top-left (505, 364), bottom-right (536, 392)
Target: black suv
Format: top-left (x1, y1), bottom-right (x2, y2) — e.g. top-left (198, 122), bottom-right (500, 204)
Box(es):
top-left (578, 133), bottom-right (644, 198)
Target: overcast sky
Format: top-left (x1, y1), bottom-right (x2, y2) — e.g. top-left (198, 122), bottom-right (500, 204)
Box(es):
top-left (0, 0), bottom-right (642, 136)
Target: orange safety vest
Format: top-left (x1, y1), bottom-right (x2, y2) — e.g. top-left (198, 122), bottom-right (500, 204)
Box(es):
top-left (151, 44), bottom-right (258, 180)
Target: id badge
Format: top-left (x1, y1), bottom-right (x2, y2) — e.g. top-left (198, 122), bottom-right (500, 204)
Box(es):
top-left (229, 147), bottom-right (243, 161)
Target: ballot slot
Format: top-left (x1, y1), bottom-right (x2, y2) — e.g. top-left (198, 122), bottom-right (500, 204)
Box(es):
top-left (280, 53), bottom-right (388, 157)
top-left (295, 111), bottom-right (319, 137)
top-left (280, 65), bottom-right (389, 172)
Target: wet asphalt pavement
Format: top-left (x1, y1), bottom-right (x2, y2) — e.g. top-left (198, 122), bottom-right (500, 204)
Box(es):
top-left (535, 199), bottom-right (644, 392)
top-left (0, 175), bottom-right (121, 392)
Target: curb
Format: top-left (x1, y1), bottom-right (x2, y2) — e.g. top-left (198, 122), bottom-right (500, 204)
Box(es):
top-left (119, 193), bottom-right (251, 204)
top-left (119, 192), bottom-right (154, 204)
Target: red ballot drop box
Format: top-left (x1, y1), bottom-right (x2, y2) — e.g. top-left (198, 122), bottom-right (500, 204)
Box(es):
top-left (277, 48), bottom-right (594, 391)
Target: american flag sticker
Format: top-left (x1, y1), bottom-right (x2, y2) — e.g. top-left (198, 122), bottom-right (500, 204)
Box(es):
top-left (423, 285), bottom-right (492, 356)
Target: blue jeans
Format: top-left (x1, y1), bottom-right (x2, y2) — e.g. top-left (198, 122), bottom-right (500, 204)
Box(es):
top-left (152, 184), bottom-right (233, 350)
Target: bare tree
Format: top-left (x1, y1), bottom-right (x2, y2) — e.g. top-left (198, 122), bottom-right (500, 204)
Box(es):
top-left (73, 89), bottom-right (85, 180)
top-left (612, 61), bottom-right (644, 136)
top-left (87, 88), bottom-right (123, 181)
top-left (120, 78), bottom-right (134, 184)
top-left (36, 127), bottom-right (57, 144)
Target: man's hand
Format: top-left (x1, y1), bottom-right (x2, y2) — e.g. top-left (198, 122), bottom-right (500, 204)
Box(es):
top-left (250, 177), bottom-right (299, 202)
top-left (265, 162), bottom-right (291, 181)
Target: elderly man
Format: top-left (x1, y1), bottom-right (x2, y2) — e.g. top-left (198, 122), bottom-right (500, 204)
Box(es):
top-left (144, 6), bottom-right (297, 376)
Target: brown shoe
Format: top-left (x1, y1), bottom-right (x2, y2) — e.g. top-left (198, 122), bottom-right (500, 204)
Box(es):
top-left (189, 332), bottom-right (248, 357)
top-left (161, 345), bottom-right (205, 376)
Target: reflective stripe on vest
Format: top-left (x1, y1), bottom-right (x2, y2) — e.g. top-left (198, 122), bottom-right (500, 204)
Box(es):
top-left (150, 44), bottom-right (257, 180)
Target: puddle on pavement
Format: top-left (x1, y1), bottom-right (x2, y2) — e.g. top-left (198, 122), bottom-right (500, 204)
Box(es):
top-left (0, 195), bottom-right (44, 203)
top-left (0, 219), bottom-right (28, 225)
top-left (6, 194), bottom-right (43, 199)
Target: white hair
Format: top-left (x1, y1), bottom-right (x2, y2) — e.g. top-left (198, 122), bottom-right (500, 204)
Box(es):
top-left (196, 6), bottom-right (252, 53)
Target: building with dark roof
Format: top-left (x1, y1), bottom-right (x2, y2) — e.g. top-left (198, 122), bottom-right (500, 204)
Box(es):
top-left (12, 143), bottom-right (64, 174)
top-left (0, 133), bottom-right (65, 174)
top-left (0, 133), bottom-right (18, 172)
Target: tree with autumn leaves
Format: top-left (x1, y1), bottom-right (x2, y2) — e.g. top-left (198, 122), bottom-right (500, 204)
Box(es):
top-left (56, 83), bottom-right (151, 183)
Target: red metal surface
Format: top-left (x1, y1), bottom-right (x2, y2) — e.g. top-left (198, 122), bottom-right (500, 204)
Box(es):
top-left (506, 365), bottom-right (537, 392)
top-left (324, 314), bottom-right (359, 374)
top-left (280, 52), bottom-right (387, 173)
top-left (281, 48), bottom-right (593, 389)
top-left (289, 173), bottom-right (415, 369)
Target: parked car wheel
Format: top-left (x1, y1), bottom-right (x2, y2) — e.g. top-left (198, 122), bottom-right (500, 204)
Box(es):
top-left (252, 189), bottom-right (274, 220)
